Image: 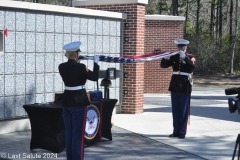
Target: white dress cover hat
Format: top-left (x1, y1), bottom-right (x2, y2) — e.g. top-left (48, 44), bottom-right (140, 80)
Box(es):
top-left (63, 41), bottom-right (81, 52)
top-left (174, 39), bottom-right (189, 45)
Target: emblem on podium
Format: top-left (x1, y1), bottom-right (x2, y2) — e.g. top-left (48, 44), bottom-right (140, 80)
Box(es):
top-left (85, 104), bottom-right (100, 140)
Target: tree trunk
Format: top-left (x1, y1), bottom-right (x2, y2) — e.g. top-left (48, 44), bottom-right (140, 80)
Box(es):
top-left (172, 0), bottom-right (178, 16)
top-left (230, 0), bottom-right (233, 42)
top-left (219, 0), bottom-right (223, 40)
top-left (216, 0), bottom-right (219, 39)
top-left (210, 0), bottom-right (215, 37)
top-left (196, 0), bottom-right (200, 35)
top-left (184, 0), bottom-right (189, 35)
top-left (230, 0), bottom-right (239, 75)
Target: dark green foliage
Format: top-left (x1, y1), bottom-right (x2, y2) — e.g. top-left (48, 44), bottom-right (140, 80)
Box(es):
top-left (145, 0), bottom-right (240, 75)
top-left (185, 31), bottom-right (240, 75)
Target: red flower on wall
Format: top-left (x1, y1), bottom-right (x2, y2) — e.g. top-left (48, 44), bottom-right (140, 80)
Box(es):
top-left (3, 29), bottom-right (8, 37)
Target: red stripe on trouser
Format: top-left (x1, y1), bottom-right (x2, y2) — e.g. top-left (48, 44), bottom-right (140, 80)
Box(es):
top-left (99, 102), bottom-right (103, 141)
top-left (184, 97), bottom-right (191, 134)
top-left (80, 108), bottom-right (87, 160)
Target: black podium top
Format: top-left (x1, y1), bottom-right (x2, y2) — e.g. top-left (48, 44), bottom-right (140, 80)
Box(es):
top-left (24, 103), bottom-right (62, 109)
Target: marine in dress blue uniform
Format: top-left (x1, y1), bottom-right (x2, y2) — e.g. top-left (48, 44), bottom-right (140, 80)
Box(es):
top-left (58, 41), bottom-right (100, 160)
top-left (160, 39), bottom-right (195, 139)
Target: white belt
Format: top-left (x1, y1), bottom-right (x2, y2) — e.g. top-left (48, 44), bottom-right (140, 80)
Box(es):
top-left (65, 85), bottom-right (85, 90)
top-left (173, 71), bottom-right (190, 76)
top-left (172, 72), bottom-right (193, 85)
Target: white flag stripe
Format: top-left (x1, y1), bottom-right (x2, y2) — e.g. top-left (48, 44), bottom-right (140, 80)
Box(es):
top-left (79, 51), bottom-right (179, 63)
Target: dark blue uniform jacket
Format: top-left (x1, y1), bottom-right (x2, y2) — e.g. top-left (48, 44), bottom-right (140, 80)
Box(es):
top-left (59, 59), bottom-right (99, 107)
top-left (160, 54), bottom-right (195, 94)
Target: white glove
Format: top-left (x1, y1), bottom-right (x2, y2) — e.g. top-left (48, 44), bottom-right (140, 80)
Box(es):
top-left (179, 50), bottom-right (186, 59)
top-left (93, 55), bottom-right (100, 63)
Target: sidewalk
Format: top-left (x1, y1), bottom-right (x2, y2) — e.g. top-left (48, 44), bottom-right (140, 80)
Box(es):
top-left (112, 87), bottom-right (240, 160)
top-left (0, 127), bottom-right (204, 160)
top-left (0, 87), bottom-right (240, 160)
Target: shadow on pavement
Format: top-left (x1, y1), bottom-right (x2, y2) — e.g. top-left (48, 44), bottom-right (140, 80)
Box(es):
top-left (144, 106), bottom-right (240, 123)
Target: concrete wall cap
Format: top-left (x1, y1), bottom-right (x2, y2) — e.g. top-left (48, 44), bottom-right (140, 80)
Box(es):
top-left (72, 0), bottom-right (148, 6)
top-left (0, 0), bottom-right (127, 19)
top-left (145, 15), bottom-right (185, 21)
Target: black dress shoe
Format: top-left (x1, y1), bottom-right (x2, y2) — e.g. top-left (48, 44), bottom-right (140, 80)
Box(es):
top-left (178, 135), bottom-right (185, 139)
top-left (169, 133), bottom-right (179, 137)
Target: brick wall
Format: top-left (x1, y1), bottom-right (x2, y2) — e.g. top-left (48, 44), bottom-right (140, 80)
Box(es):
top-left (144, 20), bottom-right (184, 93)
top-left (77, 4), bottom-right (146, 114)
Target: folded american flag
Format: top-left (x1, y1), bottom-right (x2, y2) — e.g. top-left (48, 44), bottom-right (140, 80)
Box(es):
top-left (78, 51), bottom-right (178, 63)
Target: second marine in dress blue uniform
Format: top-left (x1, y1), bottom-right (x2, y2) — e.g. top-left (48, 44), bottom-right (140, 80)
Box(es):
top-left (160, 39), bottom-right (195, 139)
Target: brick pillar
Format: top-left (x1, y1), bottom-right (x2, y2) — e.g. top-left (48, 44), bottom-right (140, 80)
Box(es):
top-left (73, 1), bottom-right (148, 114)
top-left (144, 15), bottom-right (185, 93)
